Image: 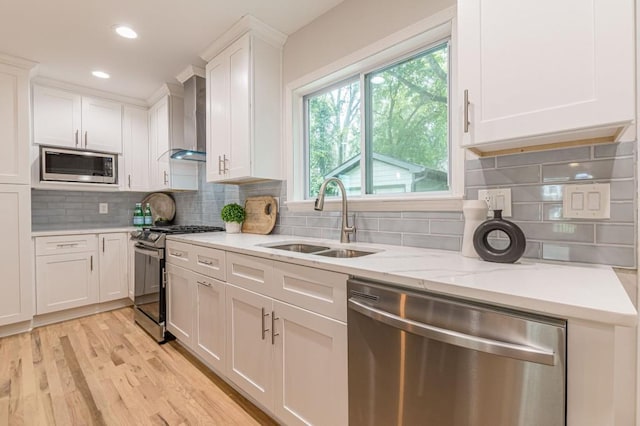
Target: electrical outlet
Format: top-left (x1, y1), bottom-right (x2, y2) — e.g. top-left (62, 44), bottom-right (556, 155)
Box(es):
top-left (478, 188), bottom-right (512, 217)
top-left (99, 203), bottom-right (108, 214)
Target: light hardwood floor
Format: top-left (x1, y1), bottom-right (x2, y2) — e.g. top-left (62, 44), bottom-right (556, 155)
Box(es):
top-left (0, 307), bottom-right (278, 425)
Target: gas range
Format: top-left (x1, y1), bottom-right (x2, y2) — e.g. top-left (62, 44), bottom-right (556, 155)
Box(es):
top-left (130, 225), bottom-right (225, 248)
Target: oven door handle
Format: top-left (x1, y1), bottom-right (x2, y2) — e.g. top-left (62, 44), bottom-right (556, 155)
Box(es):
top-left (348, 298), bottom-right (556, 366)
top-left (134, 245), bottom-right (164, 259)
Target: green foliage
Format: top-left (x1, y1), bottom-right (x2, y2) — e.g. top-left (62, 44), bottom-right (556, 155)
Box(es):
top-left (306, 43), bottom-right (449, 197)
top-left (220, 203), bottom-right (246, 223)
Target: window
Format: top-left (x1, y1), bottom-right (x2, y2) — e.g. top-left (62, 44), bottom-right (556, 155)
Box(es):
top-left (304, 41), bottom-right (450, 199)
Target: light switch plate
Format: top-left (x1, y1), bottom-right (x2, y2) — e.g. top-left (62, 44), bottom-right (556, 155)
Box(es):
top-left (478, 188), bottom-right (512, 217)
top-left (563, 183), bottom-right (610, 219)
top-left (99, 203), bottom-right (108, 214)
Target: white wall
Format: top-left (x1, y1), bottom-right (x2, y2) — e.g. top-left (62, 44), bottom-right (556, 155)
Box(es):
top-left (282, 0), bottom-right (454, 84)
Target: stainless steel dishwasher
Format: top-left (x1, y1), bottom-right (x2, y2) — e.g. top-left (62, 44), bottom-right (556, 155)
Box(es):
top-left (347, 278), bottom-right (566, 426)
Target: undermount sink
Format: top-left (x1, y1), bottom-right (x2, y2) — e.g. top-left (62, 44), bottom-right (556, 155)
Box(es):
top-left (266, 243), bottom-right (331, 254)
top-left (263, 242), bottom-right (379, 258)
top-left (313, 248), bottom-right (376, 258)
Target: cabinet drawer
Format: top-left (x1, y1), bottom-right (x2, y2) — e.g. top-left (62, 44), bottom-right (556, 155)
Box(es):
top-left (192, 245), bottom-right (226, 281)
top-left (272, 262), bottom-right (347, 322)
top-left (36, 234), bottom-right (98, 256)
top-left (166, 241), bottom-right (193, 267)
top-left (226, 252), bottom-right (274, 295)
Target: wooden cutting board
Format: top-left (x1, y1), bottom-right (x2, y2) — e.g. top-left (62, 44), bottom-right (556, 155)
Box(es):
top-left (242, 196), bottom-right (278, 234)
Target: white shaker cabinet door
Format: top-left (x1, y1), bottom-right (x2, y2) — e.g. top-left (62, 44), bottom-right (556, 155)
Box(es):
top-left (36, 251), bottom-right (99, 315)
top-left (166, 263), bottom-right (195, 345)
top-left (273, 300), bottom-right (348, 426)
top-left (225, 283), bottom-right (274, 410)
top-left (0, 186), bottom-right (31, 325)
top-left (194, 274), bottom-right (226, 374)
top-left (458, 0), bottom-right (634, 148)
top-left (0, 63), bottom-right (30, 184)
top-left (206, 50), bottom-right (230, 182)
top-left (123, 106), bottom-right (150, 191)
top-left (98, 233), bottom-right (128, 302)
top-left (81, 96), bottom-right (123, 153)
top-left (33, 85), bottom-right (82, 149)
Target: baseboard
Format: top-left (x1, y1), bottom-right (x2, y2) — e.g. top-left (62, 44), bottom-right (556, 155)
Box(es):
top-left (33, 298), bottom-right (133, 328)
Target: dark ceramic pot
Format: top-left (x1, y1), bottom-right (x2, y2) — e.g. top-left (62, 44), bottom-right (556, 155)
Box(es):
top-left (473, 210), bottom-right (526, 263)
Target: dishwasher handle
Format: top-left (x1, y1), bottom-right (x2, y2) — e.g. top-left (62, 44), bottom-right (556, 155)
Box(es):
top-left (348, 298), bottom-right (556, 366)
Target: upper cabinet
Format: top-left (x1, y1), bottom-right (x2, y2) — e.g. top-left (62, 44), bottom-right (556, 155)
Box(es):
top-left (458, 0), bottom-right (635, 155)
top-left (122, 106), bottom-right (150, 191)
top-left (148, 88), bottom-right (197, 191)
top-left (0, 57), bottom-right (33, 185)
top-left (203, 16), bottom-right (285, 183)
top-left (33, 85), bottom-right (123, 153)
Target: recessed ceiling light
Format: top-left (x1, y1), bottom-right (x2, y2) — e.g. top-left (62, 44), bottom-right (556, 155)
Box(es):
top-left (114, 25), bottom-right (138, 39)
top-left (92, 70), bottom-right (110, 79)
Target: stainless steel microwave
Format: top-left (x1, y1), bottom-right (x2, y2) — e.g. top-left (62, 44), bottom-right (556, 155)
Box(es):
top-left (40, 146), bottom-right (118, 184)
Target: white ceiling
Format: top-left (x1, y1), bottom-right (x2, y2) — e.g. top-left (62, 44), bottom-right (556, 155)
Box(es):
top-left (0, 0), bottom-right (343, 100)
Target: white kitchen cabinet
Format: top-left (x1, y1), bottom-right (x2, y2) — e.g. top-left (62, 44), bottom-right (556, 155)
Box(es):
top-left (194, 274), bottom-right (226, 373)
top-left (458, 0), bottom-right (635, 153)
top-left (273, 300), bottom-right (347, 426)
top-left (0, 186), bottom-right (32, 325)
top-left (148, 94), bottom-right (197, 191)
top-left (98, 233), bottom-right (128, 302)
top-left (35, 235), bottom-right (99, 314)
top-left (166, 263), bottom-right (195, 344)
top-left (205, 30), bottom-right (283, 183)
top-left (33, 85), bottom-right (123, 153)
top-left (122, 106), bottom-right (150, 191)
top-left (225, 283), bottom-right (274, 408)
top-left (0, 60), bottom-right (32, 185)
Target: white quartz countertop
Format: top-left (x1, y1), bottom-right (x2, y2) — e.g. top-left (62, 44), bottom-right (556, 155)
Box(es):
top-left (32, 227), bottom-right (137, 237)
top-left (167, 232), bottom-right (638, 327)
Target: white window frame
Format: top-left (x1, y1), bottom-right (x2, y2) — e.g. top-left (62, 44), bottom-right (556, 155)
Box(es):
top-left (284, 6), bottom-right (463, 212)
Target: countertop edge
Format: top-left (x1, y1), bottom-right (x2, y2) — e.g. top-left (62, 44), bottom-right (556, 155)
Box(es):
top-left (166, 233), bottom-right (638, 327)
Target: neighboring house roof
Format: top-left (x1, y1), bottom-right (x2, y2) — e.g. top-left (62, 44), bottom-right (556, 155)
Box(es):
top-left (325, 152), bottom-right (446, 182)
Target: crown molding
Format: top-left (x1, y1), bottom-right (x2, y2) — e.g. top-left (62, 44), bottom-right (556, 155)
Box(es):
top-left (175, 65), bottom-right (206, 83)
top-left (200, 14), bottom-right (287, 62)
top-left (146, 82), bottom-right (184, 106)
top-left (31, 76), bottom-right (148, 107)
top-left (0, 52), bottom-right (37, 70)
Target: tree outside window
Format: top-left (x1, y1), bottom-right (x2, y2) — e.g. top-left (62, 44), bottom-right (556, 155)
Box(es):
top-left (305, 41), bottom-right (450, 199)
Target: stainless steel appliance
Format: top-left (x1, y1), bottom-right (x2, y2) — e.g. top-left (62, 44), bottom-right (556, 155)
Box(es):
top-left (40, 146), bottom-right (117, 184)
top-left (347, 278), bottom-right (567, 426)
top-left (130, 225), bottom-right (224, 342)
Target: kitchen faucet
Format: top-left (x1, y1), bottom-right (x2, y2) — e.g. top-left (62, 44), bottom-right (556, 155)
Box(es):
top-left (314, 177), bottom-right (355, 243)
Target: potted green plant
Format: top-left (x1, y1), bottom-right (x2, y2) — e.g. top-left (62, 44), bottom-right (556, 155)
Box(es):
top-left (221, 203), bottom-right (246, 233)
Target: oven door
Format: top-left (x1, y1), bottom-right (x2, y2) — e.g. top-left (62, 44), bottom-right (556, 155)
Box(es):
top-left (134, 243), bottom-right (165, 324)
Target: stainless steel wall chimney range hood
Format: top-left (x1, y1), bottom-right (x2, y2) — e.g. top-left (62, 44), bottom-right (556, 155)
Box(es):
top-left (171, 74), bottom-right (206, 162)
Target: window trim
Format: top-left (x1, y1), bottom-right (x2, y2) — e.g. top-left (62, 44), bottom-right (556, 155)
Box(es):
top-left (284, 6), bottom-right (463, 212)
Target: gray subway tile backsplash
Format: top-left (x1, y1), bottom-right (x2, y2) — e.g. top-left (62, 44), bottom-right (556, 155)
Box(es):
top-left (31, 142), bottom-right (636, 268)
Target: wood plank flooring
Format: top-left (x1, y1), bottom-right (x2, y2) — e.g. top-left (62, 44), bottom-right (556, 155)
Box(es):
top-left (0, 308), bottom-right (278, 425)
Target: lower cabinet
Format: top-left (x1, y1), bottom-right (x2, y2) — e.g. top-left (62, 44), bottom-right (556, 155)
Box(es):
top-left (36, 251), bottom-right (99, 314)
top-left (165, 244), bottom-right (348, 426)
top-left (35, 232), bottom-right (130, 315)
top-left (226, 283), bottom-right (348, 425)
top-left (98, 233), bottom-right (128, 302)
top-left (166, 263), bottom-right (226, 373)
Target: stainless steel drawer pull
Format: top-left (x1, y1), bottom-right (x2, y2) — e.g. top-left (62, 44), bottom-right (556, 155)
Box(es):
top-left (200, 259), bottom-right (213, 265)
top-left (75, 130), bottom-right (79, 147)
top-left (271, 311), bottom-right (279, 345)
top-left (84, 131), bottom-right (88, 147)
top-left (196, 280), bottom-right (211, 287)
top-left (348, 298), bottom-right (556, 366)
top-left (261, 308), bottom-right (270, 340)
top-left (171, 252), bottom-right (183, 257)
top-left (463, 89), bottom-right (470, 133)
top-left (90, 255), bottom-right (93, 271)
top-left (56, 243), bottom-right (79, 248)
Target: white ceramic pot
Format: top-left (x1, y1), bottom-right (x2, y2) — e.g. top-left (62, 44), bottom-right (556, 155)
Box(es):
top-left (225, 222), bottom-right (242, 233)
